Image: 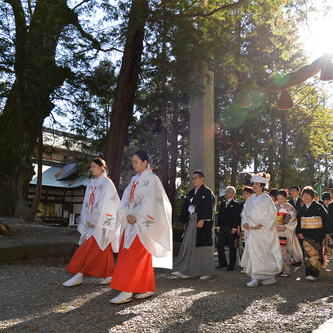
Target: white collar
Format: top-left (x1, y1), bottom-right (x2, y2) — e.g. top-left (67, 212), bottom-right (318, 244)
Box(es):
top-left (305, 201), bottom-right (313, 209)
top-left (134, 168), bottom-right (150, 181)
top-left (252, 192), bottom-right (265, 204)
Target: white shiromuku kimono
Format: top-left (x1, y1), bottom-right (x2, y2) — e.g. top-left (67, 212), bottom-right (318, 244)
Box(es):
top-left (241, 192), bottom-right (283, 279)
top-left (78, 172), bottom-right (120, 251)
top-left (116, 168), bottom-right (173, 269)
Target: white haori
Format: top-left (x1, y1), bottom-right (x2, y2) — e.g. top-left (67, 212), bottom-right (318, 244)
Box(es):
top-left (78, 172), bottom-right (121, 251)
top-left (241, 193), bottom-right (283, 277)
top-left (116, 168), bottom-right (173, 269)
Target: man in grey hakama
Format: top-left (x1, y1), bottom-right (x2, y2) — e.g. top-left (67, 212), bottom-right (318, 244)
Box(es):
top-left (172, 170), bottom-right (215, 280)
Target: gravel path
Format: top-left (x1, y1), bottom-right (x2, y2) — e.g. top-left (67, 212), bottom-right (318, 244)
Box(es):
top-left (1, 262), bottom-right (333, 332)
top-left (0, 217), bottom-right (79, 248)
top-left (1, 218), bottom-right (333, 332)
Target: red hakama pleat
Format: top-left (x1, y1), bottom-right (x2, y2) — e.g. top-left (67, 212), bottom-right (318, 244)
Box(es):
top-left (110, 232), bottom-right (155, 293)
top-left (66, 236), bottom-right (115, 278)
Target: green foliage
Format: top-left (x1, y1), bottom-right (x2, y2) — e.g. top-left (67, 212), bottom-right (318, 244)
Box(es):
top-left (1, 0), bottom-right (331, 219)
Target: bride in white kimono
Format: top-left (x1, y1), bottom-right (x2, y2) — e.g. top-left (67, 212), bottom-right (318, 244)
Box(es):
top-left (241, 173), bottom-right (282, 287)
top-left (110, 151), bottom-right (172, 304)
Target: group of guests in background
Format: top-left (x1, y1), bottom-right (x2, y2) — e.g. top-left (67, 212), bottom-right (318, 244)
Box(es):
top-left (215, 177), bottom-right (333, 286)
top-left (171, 171), bottom-right (333, 287)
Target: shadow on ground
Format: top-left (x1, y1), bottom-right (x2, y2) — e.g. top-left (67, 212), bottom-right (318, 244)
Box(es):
top-left (1, 264), bottom-right (333, 332)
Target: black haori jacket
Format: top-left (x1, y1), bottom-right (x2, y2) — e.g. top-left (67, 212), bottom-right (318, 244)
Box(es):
top-left (179, 184), bottom-right (215, 247)
top-left (296, 201), bottom-right (333, 241)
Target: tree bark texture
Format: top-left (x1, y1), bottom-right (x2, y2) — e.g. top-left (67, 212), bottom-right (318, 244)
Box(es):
top-left (268, 105), bottom-right (276, 187)
top-left (105, 0), bottom-right (149, 189)
top-left (160, 36), bottom-right (169, 190)
top-left (0, 0), bottom-right (94, 217)
top-left (168, 102), bottom-right (179, 207)
top-left (230, 129), bottom-right (239, 187)
top-left (281, 112), bottom-right (287, 189)
top-left (27, 124), bottom-right (43, 222)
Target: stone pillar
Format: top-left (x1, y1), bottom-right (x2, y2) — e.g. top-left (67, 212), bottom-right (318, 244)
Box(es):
top-left (190, 68), bottom-right (215, 193)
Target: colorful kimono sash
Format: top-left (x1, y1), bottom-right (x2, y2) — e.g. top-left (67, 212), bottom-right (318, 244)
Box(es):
top-left (301, 217), bottom-right (323, 229)
top-left (276, 213), bottom-right (290, 245)
top-left (276, 215), bottom-right (284, 225)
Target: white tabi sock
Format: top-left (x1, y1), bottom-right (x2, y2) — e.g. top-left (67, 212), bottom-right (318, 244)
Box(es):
top-left (63, 272), bottom-right (83, 287)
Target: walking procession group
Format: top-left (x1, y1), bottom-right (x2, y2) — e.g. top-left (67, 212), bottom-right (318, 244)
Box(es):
top-left (62, 152), bottom-right (333, 305)
top-left (171, 172), bottom-right (333, 286)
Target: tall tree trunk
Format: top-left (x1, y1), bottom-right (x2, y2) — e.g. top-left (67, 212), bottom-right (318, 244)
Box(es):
top-left (180, 140), bottom-right (186, 200)
top-left (231, 129), bottom-right (239, 187)
top-left (268, 105), bottom-right (276, 187)
top-left (0, 0), bottom-right (84, 217)
top-left (168, 102), bottom-right (179, 206)
top-left (160, 29), bottom-right (169, 190)
top-left (281, 112), bottom-right (287, 188)
top-left (253, 156), bottom-right (258, 174)
top-left (324, 158), bottom-right (329, 187)
top-left (161, 109), bottom-right (169, 190)
top-left (27, 124), bottom-right (43, 222)
top-left (105, 0), bottom-right (149, 189)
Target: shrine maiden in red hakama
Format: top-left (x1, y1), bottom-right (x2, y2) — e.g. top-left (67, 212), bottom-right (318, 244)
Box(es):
top-left (110, 151), bottom-right (172, 304)
top-left (63, 158), bottom-right (120, 287)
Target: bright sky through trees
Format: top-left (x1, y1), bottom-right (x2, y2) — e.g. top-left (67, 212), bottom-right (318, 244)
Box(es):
top-left (44, 2), bottom-right (333, 130)
top-left (299, 7), bottom-right (333, 62)
top-left (298, 6), bottom-right (333, 107)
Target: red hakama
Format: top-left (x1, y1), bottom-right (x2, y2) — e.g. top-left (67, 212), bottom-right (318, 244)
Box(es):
top-left (110, 232), bottom-right (155, 293)
top-left (66, 236), bottom-right (115, 278)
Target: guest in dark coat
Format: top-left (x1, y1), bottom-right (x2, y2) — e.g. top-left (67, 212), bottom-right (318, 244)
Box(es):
top-left (289, 185), bottom-right (304, 266)
top-left (216, 186), bottom-right (241, 271)
top-left (172, 170), bottom-right (215, 280)
top-left (289, 185), bottom-right (302, 212)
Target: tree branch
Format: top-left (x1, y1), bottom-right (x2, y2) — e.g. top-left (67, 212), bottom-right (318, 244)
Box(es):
top-left (74, 46), bottom-right (123, 55)
top-left (4, 0), bottom-right (27, 55)
top-left (181, 0), bottom-right (200, 15)
top-left (72, 0), bottom-right (92, 11)
top-left (0, 65), bottom-right (16, 75)
top-left (148, 0), bottom-right (247, 22)
top-left (65, 7), bottom-right (101, 51)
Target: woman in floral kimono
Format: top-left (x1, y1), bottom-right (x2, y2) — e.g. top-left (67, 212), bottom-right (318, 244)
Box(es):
top-left (110, 151), bottom-right (172, 304)
top-left (276, 189), bottom-right (303, 277)
top-left (296, 186), bottom-right (333, 281)
top-left (63, 158), bottom-right (120, 287)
